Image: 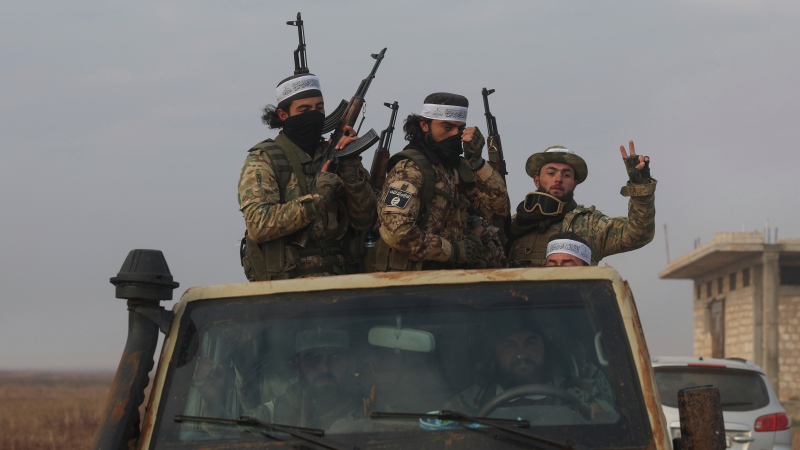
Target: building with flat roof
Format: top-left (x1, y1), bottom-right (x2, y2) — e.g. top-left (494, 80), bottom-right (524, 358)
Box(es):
top-left (660, 231), bottom-right (800, 414)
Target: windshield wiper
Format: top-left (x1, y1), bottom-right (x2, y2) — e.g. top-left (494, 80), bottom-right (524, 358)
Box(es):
top-left (371, 410), bottom-right (586, 450)
top-left (174, 414), bottom-right (358, 450)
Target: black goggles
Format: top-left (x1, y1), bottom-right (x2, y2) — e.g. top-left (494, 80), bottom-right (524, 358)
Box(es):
top-left (523, 192), bottom-right (565, 216)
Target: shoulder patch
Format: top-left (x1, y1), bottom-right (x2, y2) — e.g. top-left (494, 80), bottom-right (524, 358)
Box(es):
top-left (383, 186), bottom-right (412, 209)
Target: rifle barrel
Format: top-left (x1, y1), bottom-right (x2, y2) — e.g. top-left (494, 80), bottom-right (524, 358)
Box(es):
top-left (287, 12), bottom-right (309, 74)
top-left (355, 48), bottom-right (386, 98)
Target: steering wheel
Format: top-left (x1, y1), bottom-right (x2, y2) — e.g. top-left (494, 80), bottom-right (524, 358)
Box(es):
top-left (477, 384), bottom-right (590, 419)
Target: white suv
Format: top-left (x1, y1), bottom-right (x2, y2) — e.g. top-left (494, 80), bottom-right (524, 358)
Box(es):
top-left (652, 356), bottom-right (792, 450)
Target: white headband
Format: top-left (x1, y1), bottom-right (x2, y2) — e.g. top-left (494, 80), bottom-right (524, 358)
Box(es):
top-left (546, 239), bottom-right (592, 265)
top-left (276, 75), bottom-right (321, 104)
top-left (421, 103), bottom-right (468, 122)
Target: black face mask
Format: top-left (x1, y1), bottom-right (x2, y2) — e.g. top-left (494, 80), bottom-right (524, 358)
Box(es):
top-left (428, 133), bottom-right (463, 157)
top-left (425, 132), bottom-right (463, 167)
top-left (283, 110), bottom-right (325, 154)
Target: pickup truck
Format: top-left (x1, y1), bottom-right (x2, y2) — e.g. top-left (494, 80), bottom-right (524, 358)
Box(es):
top-left (93, 249), bottom-right (723, 450)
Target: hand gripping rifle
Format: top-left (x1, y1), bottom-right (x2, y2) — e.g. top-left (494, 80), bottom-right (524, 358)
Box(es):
top-left (481, 88), bottom-right (508, 182)
top-left (286, 12), bottom-right (348, 134)
top-left (293, 48), bottom-right (387, 247)
top-left (369, 101), bottom-right (399, 195)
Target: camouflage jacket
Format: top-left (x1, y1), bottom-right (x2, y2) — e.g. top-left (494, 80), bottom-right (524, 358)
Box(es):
top-left (238, 133), bottom-right (376, 278)
top-left (377, 150), bottom-right (510, 265)
top-left (508, 180), bottom-right (656, 267)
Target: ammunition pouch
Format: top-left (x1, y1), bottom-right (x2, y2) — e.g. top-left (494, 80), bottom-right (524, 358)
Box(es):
top-left (241, 233), bottom-right (347, 281)
top-left (242, 235), bottom-right (286, 282)
top-left (372, 236), bottom-right (424, 272)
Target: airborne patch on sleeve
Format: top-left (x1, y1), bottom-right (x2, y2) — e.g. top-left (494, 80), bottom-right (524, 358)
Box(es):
top-left (383, 187), bottom-right (412, 209)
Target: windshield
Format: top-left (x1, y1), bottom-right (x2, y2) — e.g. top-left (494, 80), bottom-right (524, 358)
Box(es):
top-left (151, 280), bottom-right (652, 449)
top-left (654, 366), bottom-right (771, 411)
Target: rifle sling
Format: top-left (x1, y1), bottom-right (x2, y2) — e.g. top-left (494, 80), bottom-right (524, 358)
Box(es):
top-left (281, 143), bottom-right (312, 197)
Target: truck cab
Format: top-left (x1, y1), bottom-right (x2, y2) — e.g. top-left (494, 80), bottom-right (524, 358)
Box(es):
top-left (94, 249), bottom-right (707, 450)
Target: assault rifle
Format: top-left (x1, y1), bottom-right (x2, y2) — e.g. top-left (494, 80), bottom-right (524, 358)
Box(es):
top-left (285, 12), bottom-right (348, 134)
top-left (482, 87), bottom-right (511, 247)
top-left (294, 48), bottom-right (387, 247)
top-left (481, 87), bottom-right (507, 182)
top-left (369, 101), bottom-right (399, 194)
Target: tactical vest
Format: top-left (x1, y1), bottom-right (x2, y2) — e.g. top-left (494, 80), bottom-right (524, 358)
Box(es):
top-left (373, 149), bottom-right (474, 272)
top-left (508, 207), bottom-right (592, 268)
top-left (241, 139), bottom-right (350, 281)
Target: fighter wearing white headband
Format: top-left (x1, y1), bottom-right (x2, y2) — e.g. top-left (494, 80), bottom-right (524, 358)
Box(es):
top-left (275, 74), bottom-right (322, 106)
top-left (421, 103), bottom-right (468, 122)
top-left (545, 232), bottom-right (592, 267)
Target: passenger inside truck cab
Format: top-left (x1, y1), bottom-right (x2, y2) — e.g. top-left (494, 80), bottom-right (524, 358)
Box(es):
top-left (243, 329), bottom-right (365, 430)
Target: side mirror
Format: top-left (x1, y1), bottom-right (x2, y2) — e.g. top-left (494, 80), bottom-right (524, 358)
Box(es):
top-left (368, 326), bottom-right (435, 352)
top-left (672, 385), bottom-right (726, 450)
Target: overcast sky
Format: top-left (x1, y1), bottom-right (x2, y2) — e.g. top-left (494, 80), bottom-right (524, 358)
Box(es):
top-left (2, 1), bottom-right (799, 370)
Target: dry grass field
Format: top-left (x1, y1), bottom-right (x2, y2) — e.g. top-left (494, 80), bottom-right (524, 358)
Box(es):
top-left (0, 371), bottom-right (112, 450)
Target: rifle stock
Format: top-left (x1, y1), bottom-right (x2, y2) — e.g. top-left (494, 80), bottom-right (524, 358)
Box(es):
top-left (369, 101), bottom-right (399, 194)
top-left (292, 48), bottom-right (388, 248)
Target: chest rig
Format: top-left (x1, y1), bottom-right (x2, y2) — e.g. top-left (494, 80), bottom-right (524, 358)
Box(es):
top-left (373, 149), bottom-right (474, 271)
top-left (241, 138), bottom-right (347, 281)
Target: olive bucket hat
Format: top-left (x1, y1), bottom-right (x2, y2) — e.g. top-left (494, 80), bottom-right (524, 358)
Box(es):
top-left (525, 146), bottom-right (588, 184)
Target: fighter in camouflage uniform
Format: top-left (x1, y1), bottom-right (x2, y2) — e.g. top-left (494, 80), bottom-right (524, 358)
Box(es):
top-left (508, 141), bottom-right (656, 267)
top-left (238, 72), bottom-right (376, 281)
top-left (372, 93), bottom-right (509, 271)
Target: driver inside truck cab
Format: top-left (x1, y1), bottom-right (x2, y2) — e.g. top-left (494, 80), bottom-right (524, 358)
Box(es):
top-left (445, 319), bottom-right (616, 421)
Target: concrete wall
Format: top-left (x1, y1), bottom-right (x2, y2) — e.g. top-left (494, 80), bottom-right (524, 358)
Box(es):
top-left (779, 287), bottom-right (800, 402)
top-left (726, 290), bottom-right (754, 359)
top-left (692, 262), bottom-right (757, 359)
top-left (693, 295), bottom-right (711, 357)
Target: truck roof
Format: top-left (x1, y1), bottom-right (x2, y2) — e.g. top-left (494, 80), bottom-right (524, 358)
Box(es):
top-left (177, 266), bottom-right (629, 304)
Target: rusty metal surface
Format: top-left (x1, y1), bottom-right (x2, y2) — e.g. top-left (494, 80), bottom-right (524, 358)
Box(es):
top-left (93, 303), bottom-right (161, 450)
top-left (174, 267), bottom-right (626, 305)
top-left (621, 279), bottom-right (670, 450)
top-left (138, 343), bottom-right (169, 449)
top-left (677, 386), bottom-right (726, 450)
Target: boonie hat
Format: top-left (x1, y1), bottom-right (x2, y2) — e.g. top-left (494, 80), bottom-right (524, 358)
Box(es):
top-left (525, 146), bottom-right (588, 184)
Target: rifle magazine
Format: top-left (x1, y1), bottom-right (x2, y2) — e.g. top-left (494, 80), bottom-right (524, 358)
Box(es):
top-left (338, 129), bottom-right (380, 159)
top-left (322, 100), bottom-right (348, 134)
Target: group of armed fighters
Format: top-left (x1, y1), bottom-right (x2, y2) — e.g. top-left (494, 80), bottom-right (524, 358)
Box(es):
top-left (237, 14), bottom-right (656, 281)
